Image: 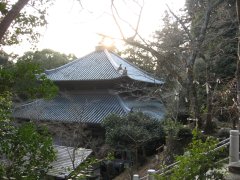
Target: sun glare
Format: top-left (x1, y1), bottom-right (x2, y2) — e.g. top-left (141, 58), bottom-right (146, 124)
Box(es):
top-left (102, 38), bottom-right (114, 47)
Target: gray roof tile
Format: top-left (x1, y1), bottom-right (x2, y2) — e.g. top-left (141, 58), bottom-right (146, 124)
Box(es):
top-left (45, 50), bottom-right (164, 84)
top-left (45, 51), bottom-right (122, 81)
top-left (47, 145), bottom-right (92, 178)
top-left (13, 93), bottom-right (128, 124)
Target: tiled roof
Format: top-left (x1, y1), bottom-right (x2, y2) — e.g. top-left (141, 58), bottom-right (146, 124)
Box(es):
top-left (109, 52), bottom-right (163, 84)
top-left (45, 51), bottom-right (122, 81)
top-left (45, 50), bottom-right (164, 84)
top-left (47, 145), bottom-right (92, 178)
top-left (121, 97), bottom-right (165, 119)
top-left (13, 93), bottom-right (128, 124)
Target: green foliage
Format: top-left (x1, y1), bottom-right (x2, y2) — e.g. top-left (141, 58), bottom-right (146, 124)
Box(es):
top-left (177, 127), bottom-right (193, 140)
top-left (0, 58), bottom-right (58, 100)
top-left (161, 119), bottom-right (193, 140)
top-left (0, 0), bottom-right (53, 46)
top-left (0, 92), bottom-right (56, 179)
top-left (70, 157), bottom-right (100, 180)
top-left (157, 129), bottom-right (225, 180)
top-left (120, 46), bottom-right (156, 74)
top-left (18, 49), bottom-right (76, 70)
top-left (161, 119), bottom-right (192, 161)
top-left (102, 112), bottom-right (165, 148)
top-left (70, 152), bottom-right (114, 179)
top-left (0, 52), bottom-right (58, 178)
top-left (161, 119), bottom-right (183, 137)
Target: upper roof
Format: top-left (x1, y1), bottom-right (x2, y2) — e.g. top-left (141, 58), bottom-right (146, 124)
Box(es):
top-left (45, 49), bottom-right (163, 84)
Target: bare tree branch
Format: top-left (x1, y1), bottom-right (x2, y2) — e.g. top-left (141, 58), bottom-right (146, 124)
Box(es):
top-left (111, 0), bottom-right (126, 39)
top-left (166, 4), bottom-right (193, 42)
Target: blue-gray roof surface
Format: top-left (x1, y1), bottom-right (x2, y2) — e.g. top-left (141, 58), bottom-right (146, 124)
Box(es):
top-left (45, 51), bottom-right (122, 81)
top-left (47, 146), bottom-right (92, 178)
top-left (121, 97), bottom-right (165, 119)
top-left (45, 50), bottom-right (163, 84)
top-left (109, 52), bottom-right (163, 84)
top-left (13, 93), bottom-right (128, 124)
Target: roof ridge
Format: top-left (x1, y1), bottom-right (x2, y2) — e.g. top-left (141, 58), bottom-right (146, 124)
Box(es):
top-left (104, 49), bottom-right (124, 76)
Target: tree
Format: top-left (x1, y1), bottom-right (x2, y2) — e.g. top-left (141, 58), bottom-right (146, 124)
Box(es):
top-left (111, 0), bottom-right (238, 132)
top-left (0, 0), bottom-right (60, 178)
top-left (185, 0), bottom-right (237, 131)
top-left (120, 11), bottom-right (189, 121)
top-left (236, 0), bottom-right (240, 130)
top-left (0, 56), bottom-right (58, 178)
top-left (102, 112), bottom-right (165, 167)
top-left (157, 130), bottom-right (225, 180)
top-left (0, 57), bottom-right (58, 101)
top-left (0, 0), bottom-right (52, 46)
top-left (0, 54), bottom-right (58, 179)
top-left (0, 92), bottom-right (56, 179)
top-left (18, 49), bottom-right (76, 70)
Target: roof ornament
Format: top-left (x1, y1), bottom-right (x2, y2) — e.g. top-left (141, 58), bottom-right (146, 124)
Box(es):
top-left (117, 64), bottom-right (122, 71)
top-left (122, 67), bottom-right (127, 75)
top-left (117, 64), bottom-right (127, 75)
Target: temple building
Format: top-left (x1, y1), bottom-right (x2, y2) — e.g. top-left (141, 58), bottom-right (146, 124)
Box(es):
top-left (13, 49), bottom-right (164, 146)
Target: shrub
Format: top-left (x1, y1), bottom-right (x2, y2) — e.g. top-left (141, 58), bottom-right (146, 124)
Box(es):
top-left (157, 129), bottom-right (225, 180)
top-left (102, 112), bottom-right (165, 165)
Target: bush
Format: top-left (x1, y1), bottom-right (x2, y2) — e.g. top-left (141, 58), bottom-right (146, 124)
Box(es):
top-left (102, 112), bottom-right (165, 165)
top-left (217, 128), bottom-right (230, 139)
top-left (177, 127), bottom-right (193, 140)
top-left (0, 93), bottom-right (56, 179)
top-left (157, 129), bottom-right (225, 180)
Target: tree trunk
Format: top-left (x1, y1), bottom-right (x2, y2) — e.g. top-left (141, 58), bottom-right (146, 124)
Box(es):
top-left (0, 0), bottom-right (30, 44)
top-left (236, 0), bottom-right (240, 130)
top-left (187, 66), bottom-right (202, 128)
top-left (187, 47), bottom-right (202, 127)
top-left (204, 57), bottom-right (214, 133)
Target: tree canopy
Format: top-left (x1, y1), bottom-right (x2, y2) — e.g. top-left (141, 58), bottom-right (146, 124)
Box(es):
top-left (0, 93), bottom-right (56, 179)
top-left (0, 1), bottom-right (59, 178)
top-left (119, 0), bottom-right (238, 132)
top-left (18, 49), bottom-right (76, 70)
top-left (102, 112), bottom-right (165, 159)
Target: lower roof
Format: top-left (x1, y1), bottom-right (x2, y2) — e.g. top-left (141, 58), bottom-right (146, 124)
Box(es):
top-left (13, 91), bottom-right (165, 124)
top-left (47, 145), bottom-right (92, 178)
top-left (13, 92), bottom-right (128, 124)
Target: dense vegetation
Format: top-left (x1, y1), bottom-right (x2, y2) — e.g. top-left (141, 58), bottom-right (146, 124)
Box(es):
top-left (0, 1), bottom-right (59, 178)
top-left (102, 112), bottom-right (165, 165)
top-left (18, 49), bottom-right (76, 70)
top-left (121, 0), bottom-right (238, 133)
top-left (111, 0), bottom-right (239, 178)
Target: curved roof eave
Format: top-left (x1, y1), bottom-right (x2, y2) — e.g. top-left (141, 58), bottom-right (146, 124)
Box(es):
top-left (13, 93), bottom-right (129, 124)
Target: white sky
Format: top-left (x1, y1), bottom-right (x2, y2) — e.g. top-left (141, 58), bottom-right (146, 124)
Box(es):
top-left (6, 0), bottom-right (185, 57)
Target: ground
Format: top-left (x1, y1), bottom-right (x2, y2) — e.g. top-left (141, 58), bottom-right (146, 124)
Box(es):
top-left (114, 155), bottom-right (160, 180)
